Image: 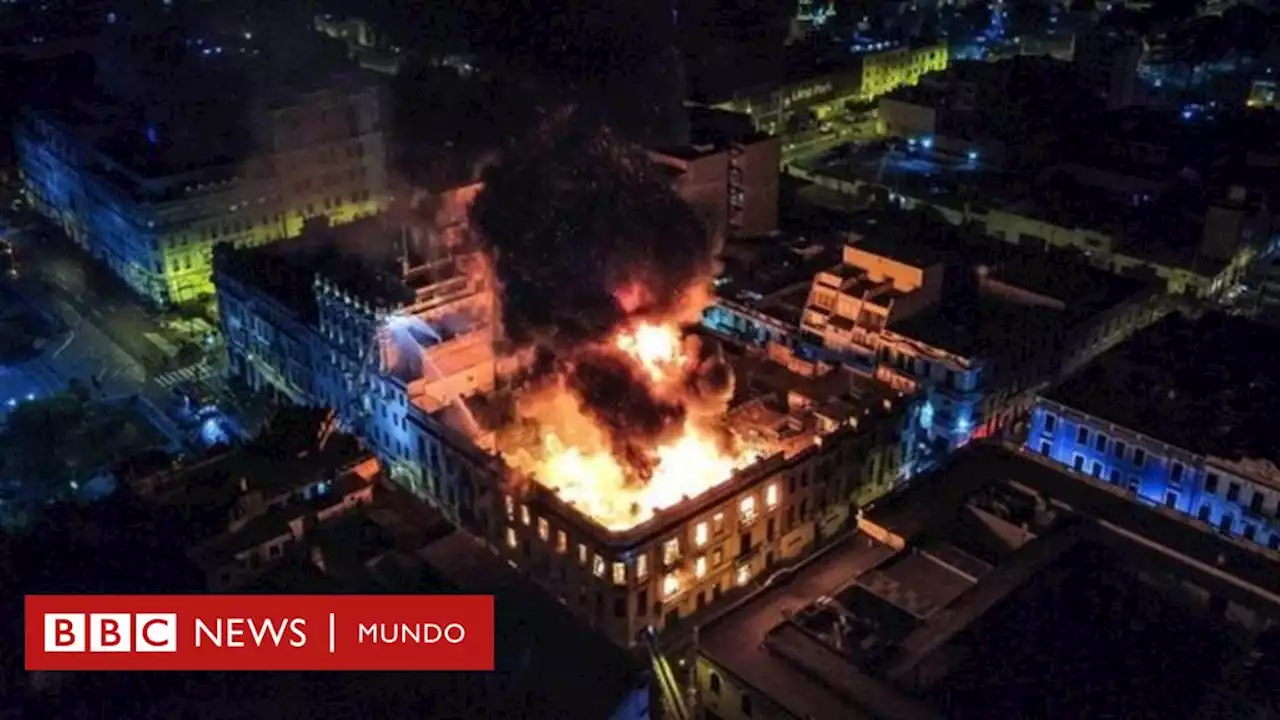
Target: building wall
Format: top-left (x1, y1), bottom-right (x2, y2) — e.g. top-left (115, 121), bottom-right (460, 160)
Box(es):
top-left (1026, 400), bottom-right (1280, 550)
top-left (858, 43), bottom-right (949, 101)
top-left (485, 416), bottom-right (902, 647)
top-left (16, 82), bottom-right (389, 306)
top-left (696, 656), bottom-right (793, 720)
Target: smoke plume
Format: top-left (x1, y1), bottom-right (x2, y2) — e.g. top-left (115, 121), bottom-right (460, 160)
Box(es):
top-left (469, 109), bottom-right (713, 347)
top-left (469, 110), bottom-right (717, 481)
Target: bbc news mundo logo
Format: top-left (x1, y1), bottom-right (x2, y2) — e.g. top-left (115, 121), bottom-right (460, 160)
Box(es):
top-left (25, 595), bottom-right (494, 671)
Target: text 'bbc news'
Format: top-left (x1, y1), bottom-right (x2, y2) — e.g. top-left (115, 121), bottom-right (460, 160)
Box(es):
top-left (25, 595), bottom-right (494, 671)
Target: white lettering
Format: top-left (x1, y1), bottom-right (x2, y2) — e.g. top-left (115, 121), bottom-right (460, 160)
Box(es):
top-left (356, 623), bottom-right (468, 644)
top-left (193, 618), bottom-right (308, 648)
top-left (193, 618), bottom-right (219, 648)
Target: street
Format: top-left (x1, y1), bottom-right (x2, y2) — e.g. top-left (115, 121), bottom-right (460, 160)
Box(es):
top-left (0, 218), bottom-right (238, 450)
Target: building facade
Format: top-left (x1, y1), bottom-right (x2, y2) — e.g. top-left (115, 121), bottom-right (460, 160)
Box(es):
top-left (1025, 312), bottom-right (1280, 551)
top-left (16, 75), bottom-right (389, 306)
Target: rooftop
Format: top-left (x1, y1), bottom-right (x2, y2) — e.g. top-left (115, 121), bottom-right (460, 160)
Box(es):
top-left (842, 210), bottom-right (1152, 357)
top-left (214, 216), bottom-right (418, 323)
top-left (1046, 311), bottom-right (1280, 472)
top-left (700, 441), bottom-right (1280, 718)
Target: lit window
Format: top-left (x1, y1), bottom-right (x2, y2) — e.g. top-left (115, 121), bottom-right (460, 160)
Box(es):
top-left (504, 495), bottom-right (514, 520)
top-left (663, 573), bottom-right (680, 599)
top-left (694, 521), bottom-right (709, 547)
top-left (736, 564), bottom-right (752, 587)
top-left (740, 495), bottom-right (757, 522)
top-left (713, 512), bottom-right (725, 533)
top-left (613, 562), bottom-right (627, 586)
top-left (556, 530), bottom-right (568, 554)
top-left (636, 554), bottom-right (648, 580)
top-left (505, 527), bottom-right (517, 549)
top-left (663, 538), bottom-right (680, 566)
top-left (537, 518), bottom-right (549, 542)
top-left (695, 556), bottom-right (707, 578)
top-left (520, 504), bottom-right (531, 525)
top-left (578, 544), bottom-right (588, 565)
top-left (765, 483), bottom-right (780, 510)
top-left (593, 554), bottom-right (606, 578)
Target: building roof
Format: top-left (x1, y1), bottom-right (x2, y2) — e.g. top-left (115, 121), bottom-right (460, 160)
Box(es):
top-left (1046, 311), bottom-right (1280, 469)
top-left (701, 441), bottom-right (1280, 719)
top-left (215, 216), bottom-right (416, 322)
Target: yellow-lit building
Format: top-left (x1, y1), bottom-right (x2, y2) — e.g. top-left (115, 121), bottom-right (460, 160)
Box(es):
top-left (711, 41), bottom-right (948, 138)
top-left (854, 42), bottom-right (949, 102)
top-left (16, 73), bottom-right (389, 307)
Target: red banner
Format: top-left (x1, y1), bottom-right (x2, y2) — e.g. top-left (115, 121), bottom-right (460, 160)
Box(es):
top-left (25, 595), bottom-right (494, 671)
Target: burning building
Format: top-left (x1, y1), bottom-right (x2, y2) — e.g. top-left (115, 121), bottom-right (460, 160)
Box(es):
top-left (213, 125), bottom-right (906, 645)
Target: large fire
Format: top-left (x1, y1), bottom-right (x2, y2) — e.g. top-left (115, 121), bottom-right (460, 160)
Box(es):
top-left (499, 317), bottom-right (772, 531)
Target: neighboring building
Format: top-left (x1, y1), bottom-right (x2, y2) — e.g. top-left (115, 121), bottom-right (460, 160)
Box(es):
top-left (694, 441), bottom-right (1280, 719)
top-left (15, 33), bottom-right (389, 306)
top-left (214, 197), bottom-right (908, 648)
top-left (708, 41), bottom-right (947, 137)
top-left (706, 212), bottom-right (1165, 471)
top-left (1026, 311), bottom-right (1280, 551)
top-left (650, 107), bottom-right (780, 254)
top-left (1072, 26), bottom-right (1143, 109)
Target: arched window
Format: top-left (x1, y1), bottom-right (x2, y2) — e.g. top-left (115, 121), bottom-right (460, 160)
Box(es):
top-left (709, 671), bottom-right (721, 696)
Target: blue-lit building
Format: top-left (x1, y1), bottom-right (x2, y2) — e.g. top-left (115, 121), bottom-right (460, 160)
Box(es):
top-left (706, 212), bottom-right (1166, 476)
top-left (1027, 311), bottom-right (1280, 550)
top-left (15, 32), bottom-right (388, 306)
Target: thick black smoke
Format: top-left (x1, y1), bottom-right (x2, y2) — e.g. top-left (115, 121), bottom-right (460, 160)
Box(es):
top-left (566, 349), bottom-right (687, 482)
top-left (469, 110), bottom-right (713, 348)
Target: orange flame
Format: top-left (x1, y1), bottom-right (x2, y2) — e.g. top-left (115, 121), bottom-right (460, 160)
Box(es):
top-left (501, 316), bottom-right (770, 530)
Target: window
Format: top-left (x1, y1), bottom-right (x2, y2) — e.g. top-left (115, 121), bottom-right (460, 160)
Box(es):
top-left (613, 562), bottom-right (627, 586)
top-left (1095, 434), bottom-right (1108, 453)
top-left (1198, 505), bottom-right (1211, 521)
top-left (1076, 427), bottom-right (1089, 444)
top-left (740, 495), bottom-right (757, 523)
top-left (1165, 492), bottom-right (1178, 509)
top-left (593, 555), bottom-right (605, 578)
top-left (1250, 493), bottom-right (1264, 514)
top-left (1243, 525), bottom-right (1257, 541)
top-left (1228, 483), bottom-right (1241, 502)
top-left (614, 597), bottom-right (627, 618)
top-left (1133, 448), bottom-right (1146, 467)
top-left (505, 527), bottom-right (517, 549)
top-left (694, 556), bottom-right (707, 578)
top-left (1090, 461), bottom-right (1102, 478)
top-left (1109, 469), bottom-right (1121, 485)
top-left (556, 530), bottom-right (567, 553)
top-left (663, 538), bottom-right (681, 566)
top-left (1043, 413), bottom-right (1057, 433)
top-left (520, 504), bottom-right (531, 526)
top-left (537, 518), bottom-right (549, 542)
top-left (637, 554), bottom-right (648, 580)
top-left (694, 521), bottom-right (709, 548)
top-left (709, 672), bottom-right (722, 696)
top-left (736, 564), bottom-right (752, 587)
top-left (713, 512), bottom-right (725, 534)
top-left (578, 544), bottom-right (588, 565)
top-left (1270, 535), bottom-right (1280, 550)
top-left (663, 574), bottom-right (680, 599)
top-left (741, 694), bottom-right (754, 717)
top-left (1114, 440), bottom-right (1127, 460)
top-left (1128, 476), bottom-right (1140, 492)
top-left (1073, 454), bottom-right (1085, 471)
top-left (765, 483), bottom-right (780, 510)
top-left (1170, 462), bottom-right (1184, 484)
top-left (1039, 441), bottom-right (1051, 456)
top-left (1205, 473), bottom-right (1220, 493)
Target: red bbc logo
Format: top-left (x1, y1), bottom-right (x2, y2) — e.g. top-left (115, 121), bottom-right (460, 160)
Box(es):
top-left (43, 613), bottom-right (178, 653)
